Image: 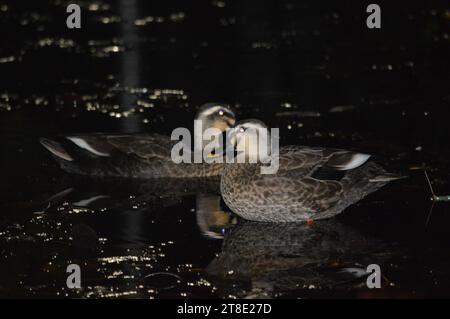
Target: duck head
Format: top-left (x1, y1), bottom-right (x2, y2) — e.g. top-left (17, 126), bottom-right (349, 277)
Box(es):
top-left (195, 103), bottom-right (236, 133)
top-left (194, 103), bottom-right (236, 154)
top-left (229, 119), bottom-right (272, 163)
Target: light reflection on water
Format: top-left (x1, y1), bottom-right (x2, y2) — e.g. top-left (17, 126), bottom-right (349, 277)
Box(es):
top-left (0, 171), bottom-right (450, 298)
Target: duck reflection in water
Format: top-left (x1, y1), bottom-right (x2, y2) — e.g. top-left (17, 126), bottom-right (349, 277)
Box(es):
top-left (207, 220), bottom-right (400, 298)
top-left (42, 176), bottom-right (232, 245)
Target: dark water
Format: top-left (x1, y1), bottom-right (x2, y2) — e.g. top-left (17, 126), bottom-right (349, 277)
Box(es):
top-left (1, 0), bottom-right (450, 298)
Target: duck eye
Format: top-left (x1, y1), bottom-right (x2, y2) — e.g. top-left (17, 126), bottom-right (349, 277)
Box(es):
top-left (218, 109), bottom-right (225, 116)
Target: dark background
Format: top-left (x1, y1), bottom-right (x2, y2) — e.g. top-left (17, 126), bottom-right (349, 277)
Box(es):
top-left (0, 0), bottom-right (449, 298)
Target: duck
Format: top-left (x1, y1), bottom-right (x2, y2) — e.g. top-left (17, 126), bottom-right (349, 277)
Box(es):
top-left (40, 103), bottom-right (236, 178)
top-left (220, 119), bottom-right (404, 222)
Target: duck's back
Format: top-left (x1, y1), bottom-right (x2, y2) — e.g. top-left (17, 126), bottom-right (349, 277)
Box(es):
top-left (41, 133), bottom-right (224, 178)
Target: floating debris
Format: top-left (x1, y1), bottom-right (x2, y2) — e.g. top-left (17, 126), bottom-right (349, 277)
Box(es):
top-left (425, 171), bottom-right (450, 202)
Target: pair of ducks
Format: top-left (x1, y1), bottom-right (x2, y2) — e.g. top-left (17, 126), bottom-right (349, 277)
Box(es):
top-left (41, 103), bottom-right (402, 222)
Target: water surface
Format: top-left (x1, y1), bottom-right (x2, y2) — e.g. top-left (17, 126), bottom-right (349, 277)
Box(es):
top-left (1, 0), bottom-right (450, 298)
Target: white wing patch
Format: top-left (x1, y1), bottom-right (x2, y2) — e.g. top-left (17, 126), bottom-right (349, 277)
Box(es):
top-left (40, 138), bottom-right (74, 161)
top-left (329, 153), bottom-right (371, 170)
top-left (67, 137), bottom-right (110, 157)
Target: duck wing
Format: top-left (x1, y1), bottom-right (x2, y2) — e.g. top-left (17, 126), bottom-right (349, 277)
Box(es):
top-left (251, 174), bottom-right (344, 214)
top-left (106, 134), bottom-right (176, 161)
top-left (246, 146), bottom-right (371, 214)
top-left (63, 133), bottom-right (177, 161)
top-left (276, 145), bottom-right (371, 180)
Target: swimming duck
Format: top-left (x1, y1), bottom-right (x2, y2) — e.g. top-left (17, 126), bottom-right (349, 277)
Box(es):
top-left (40, 103), bottom-right (235, 178)
top-left (220, 120), bottom-right (404, 222)
top-left (207, 220), bottom-right (399, 297)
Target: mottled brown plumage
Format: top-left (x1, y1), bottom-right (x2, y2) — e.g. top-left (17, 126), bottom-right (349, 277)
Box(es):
top-left (42, 133), bottom-right (225, 178)
top-left (220, 121), bottom-right (403, 222)
top-left (40, 104), bottom-right (235, 178)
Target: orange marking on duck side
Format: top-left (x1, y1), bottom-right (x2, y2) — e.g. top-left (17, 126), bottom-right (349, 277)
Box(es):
top-left (307, 218), bottom-right (314, 225)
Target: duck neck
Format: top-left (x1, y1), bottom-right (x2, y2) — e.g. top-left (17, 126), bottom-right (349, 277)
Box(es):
top-left (194, 118), bottom-right (220, 153)
top-left (223, 163), bottom-right (260, 183)
top-left (193, 119), bottom-right (204, 154)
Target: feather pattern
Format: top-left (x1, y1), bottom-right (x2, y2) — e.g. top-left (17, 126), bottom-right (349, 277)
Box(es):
top-left (221, 145), bottom-right (403, 222)
top-left (41, 134), bottom-right (224, 178)
top-left (40, 104), bottom-right (235, 178)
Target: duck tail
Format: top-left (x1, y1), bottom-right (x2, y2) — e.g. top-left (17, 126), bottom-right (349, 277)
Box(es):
top-left (369, 173), bottom-right (406, 183)
top-left (40, 137), bottom-right (74, 161)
